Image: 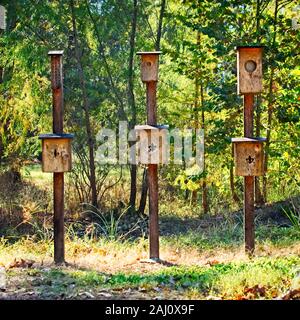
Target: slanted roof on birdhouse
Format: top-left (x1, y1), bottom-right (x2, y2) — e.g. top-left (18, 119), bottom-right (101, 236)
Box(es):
top-left (48, 50), bottom-right (64, 56)
top-left (231, 137), bottom-right (266, 143)
top-left (39, 133), bottom-right (74, 140)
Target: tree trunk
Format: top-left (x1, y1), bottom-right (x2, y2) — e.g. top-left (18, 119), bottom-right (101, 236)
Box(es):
top-left (155, 0), bottom-right (166, 51)
top-left (70, 0), bottom-right (98, 208)
top-left (191, 63), bottom-right (199, 205)
top-left (191, 31), bottom-right (200, 205)
top-left (128, 0), bottom-right (138, 212)
top-left (255, 95), bottom-right (264, 205)
top-left (0, 1), bottom-right (17, 168)
top-left (200, 81), bottom-right (208, 214)
top-left (191, 31), bottom-right (208, 214)
top-left (254, 0), bottom-right (264, 205)
top-left (230, 144), bottom-right (240, 204)
top-left (263, 0), bottom-right (279, 202)
top-left (138, 0), bottom-right (166, 215)
top-left (85, 0), bottom-right (128, 122)
top-left (138, 168), bottom-right (148, 216)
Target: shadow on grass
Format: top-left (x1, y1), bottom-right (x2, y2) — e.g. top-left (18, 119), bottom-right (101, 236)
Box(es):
top-left (160, 213), bottom-right (300, 250)
top-left (5, 254), bottom-right (300, 300)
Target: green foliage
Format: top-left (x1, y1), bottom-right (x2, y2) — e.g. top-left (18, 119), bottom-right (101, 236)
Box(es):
top-left (282, 204), bottom-right (300, 231)
top-left (0, 0), bottom-right (299, 214)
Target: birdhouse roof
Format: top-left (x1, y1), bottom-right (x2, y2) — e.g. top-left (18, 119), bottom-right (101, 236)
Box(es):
top-left (48, 50), bottom-right (64, 56)
top-left (235, 45), bottom-right (264, 50)
top-left (231, 137), bottom-right (266, 143)
top-left (39, 133), bottom-right (74, 139)
top-left (136, 51), bottom-right (162, 55)
top-left (134, 124), bottom-right (168, 131)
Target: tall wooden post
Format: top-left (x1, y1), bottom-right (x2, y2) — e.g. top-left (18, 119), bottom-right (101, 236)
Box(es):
top-left (146, 81), bottom-right (159, 260)
top-left (235, 46), bottom-right (264, 256)
top-left (244, 94), bottom-right (255, 254)
top-left (137, 52), bottom-right (161, 261)
top-left (49, 51), bottom-right (65, 264)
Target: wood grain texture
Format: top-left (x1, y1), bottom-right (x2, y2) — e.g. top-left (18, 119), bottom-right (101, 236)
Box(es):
top-left (50, 53), bottom-right (65, 264)
top-left (233, 141), bottom-right (264, 176)
top-left (140, 54), bottom-right (159, 83)
top-left (42, 138), bottom-right (72, 172)
top-left (237, 47), bottom-right (263, 94)
top-left (146, 77), bottom-right (159, 259)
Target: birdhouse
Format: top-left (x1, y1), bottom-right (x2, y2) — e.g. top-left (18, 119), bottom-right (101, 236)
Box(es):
top-left (137, 51), bottom-right (161, 82)
top-left (232, 138), bottom-right (266, 176)
top-left (237, 46), bottom-right (263, 94)
top-left (135, 125), bottom-right (168, 165)
top-left (0, 5), bottom-right (6, 30)
top-left (39, 134), bottom-right (74, 172)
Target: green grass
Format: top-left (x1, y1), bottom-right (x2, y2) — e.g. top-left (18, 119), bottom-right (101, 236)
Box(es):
top-left (21, 164), bottom-right (52, 185)
top-left (5, 255), bottom-right (300, 299)
top-left (161, 222), bottom-right (300, 251)
top-left (1, 222), bottom-right (300, 299)
top-left (1, 164), bottom-right (299, 300)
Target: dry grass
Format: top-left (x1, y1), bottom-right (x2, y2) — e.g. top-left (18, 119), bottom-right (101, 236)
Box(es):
top-left (1, 237), bottom-right (300, 275)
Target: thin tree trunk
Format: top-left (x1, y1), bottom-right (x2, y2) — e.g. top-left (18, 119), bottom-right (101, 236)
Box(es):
top-left (254, 0), bottom-right (264, 205)
top-left (128, 0), bottom-right (138, 212)
top-left (1, 1), bottom-right (17, 170)
top-left (138, 0), bottom-right (166, 215)
top-left (191, 55), bottom-right (199, 205)
top-left (70, 0), bottom-right (98, 208)
top-left (155, 0), bottom-right (166, 51)
top-left (0, 30), bottom-right (4, 163)
top-left (263, 0), bottom-right (279, 202)
top-left (192, 31), bottom-right (208, 214)
top-left (200, 81), bottom-right (208, 214)
top-left (85, 0), bottom-right (128, 122)
top-left (255, 95), bottom-right (264, 205)
top-left (192, 31), bottom-right (200, 205)
top-left (230, 144), bottom-right (240, 204)
top-left (138, 168), bottom-right (148, 215)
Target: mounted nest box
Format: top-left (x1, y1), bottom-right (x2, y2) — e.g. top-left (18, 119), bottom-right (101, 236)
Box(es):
top-left (39, 134), bottom-right (74, 172)
top-left (237, 46), bottom-right (263, 94)
top-left (232, 137), bottom-right (266, 176)
top-left (135, 125), bottom-right (168, 165)
top-left (137, 51), bottom-right (161, 83)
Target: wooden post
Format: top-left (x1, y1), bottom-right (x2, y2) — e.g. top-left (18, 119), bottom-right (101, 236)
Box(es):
top-left (49, 51), bottom-right (65, 264)
top-left (137, 52), bottom-right (161, 261)
top-left (244, 93), bottom-right (255, 255)
top-left (146, 82), bottom-right (159, 260)
top-left (236, 45), bottom-right (264, 256)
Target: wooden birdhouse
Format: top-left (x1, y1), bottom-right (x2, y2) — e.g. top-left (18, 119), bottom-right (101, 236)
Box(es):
top-left (137, 51), bottom-right (161, 83)
top-left (39, 134), bottom-right (74, 172)
top-left (135, 125), bottom-right (168, 164)
top-left (237, 46), bottom-right (263, 94)
top-left (0, 5), bottom-right (6, 30)
top-left (232, 137), bottom-right (266, 176)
